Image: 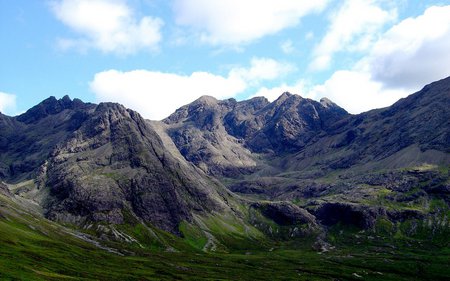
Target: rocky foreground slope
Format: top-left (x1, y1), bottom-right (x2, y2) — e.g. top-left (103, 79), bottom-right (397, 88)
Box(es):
top-left (0, 96), bottom-right (244, 238)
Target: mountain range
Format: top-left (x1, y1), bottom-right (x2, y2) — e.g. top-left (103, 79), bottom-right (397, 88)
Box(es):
top-left (0, 76), bottom-right (449, 280)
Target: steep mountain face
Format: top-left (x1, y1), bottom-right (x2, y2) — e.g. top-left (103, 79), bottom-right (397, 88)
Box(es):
top-left (0, 97), bottom-right (234, 234)
top-left (239, 93), bottom-right (349, 153)
top-left (0, 77), bottom-right (449, 251)
top-left (0, 79), bottom-right (449, 281)
top-left (0, 96), bottom-right (95, 181)
top-left (163, 93), bottom-right (349, 176)
top-left (163, 96), bottom-right (267, 177)
top-left (160, 77), bottom-right (450, 233)
top-left (289, 76), bottom-right (450, 172)
top-left (164, 77), bottom-right (450, 178)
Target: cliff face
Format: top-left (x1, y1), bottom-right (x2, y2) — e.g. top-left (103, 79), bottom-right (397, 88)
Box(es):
top-left (0, 96), bottom-right (96, 181)
top-left (289, 76), bottom-right (450, 172)
top-left (0, 97), bottom-right (232, 234)
top-left (164, 77), bottom-right (450, 177)
top-left (0, 76), bottom-right (449, 239)
top-left (163, 93), bottom-right (349, 176)
top-left (160, 77), bottom-right (450, 232)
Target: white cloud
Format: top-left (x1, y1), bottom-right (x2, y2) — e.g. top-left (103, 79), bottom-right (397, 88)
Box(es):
top-left (0, 92), bottom-right (17, 114)
top-left (310, 0), bottom-right (396, 71)
top-left (307, 71), bottom-right (409, 114)
top-left (50, 0), bottom-right (163, 55)
top-left (310, 5), bottom-right (450, 114)
top-left (251, 70), bottom-right (409, 114)
top-left (90, 58), bottom-right (293, 120)
top-left (215, 5), bottom-right (450, 115)
top-left (91, 70), bottom-right (245, 120)
top-left (229, 58), bottom-right (295, 84)
top-left (173, 0), bottom-right (328, 45)
top-left (368, 5), bottom-right (450, 89)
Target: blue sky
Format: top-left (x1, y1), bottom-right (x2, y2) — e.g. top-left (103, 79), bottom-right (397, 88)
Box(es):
top-left (1, 0), bottom-right (449, 119)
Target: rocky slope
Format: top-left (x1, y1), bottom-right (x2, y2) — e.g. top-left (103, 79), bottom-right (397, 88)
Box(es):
top-left (288, 76), bottom-right (450, 172)
top-left (0, 76), bottom-right (449, 249)
top-left (160, 76), bottom-right (450, 233)
top-left (163, 93), bottom-right (349, 177)
top-left (0, 96), bottom-right (95, 181)
top-left (0, 97), bottom-right (239, 235)
top-left (162, 96), bottom-right (261, 177)
top-left (164, 77), bottom-right (450, 178)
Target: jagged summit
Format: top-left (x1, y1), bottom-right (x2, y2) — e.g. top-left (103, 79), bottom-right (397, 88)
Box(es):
top-left (0, 94), bottom-right (239, 234)
top-left (320, 97), bottom-right (336, 108)
top-left (193, 95), bottom-right (219, 105)
top-left (272, 91), bottom-right (296, 105)
top-left (162, 89), bottom-right (351, 176)
top-left (279, 91), bottom-right (293, 98)
top-left (16, 95), bottom-right (91, 124)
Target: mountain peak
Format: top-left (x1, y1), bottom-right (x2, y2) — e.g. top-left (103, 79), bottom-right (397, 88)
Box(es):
top-left (16, 95), bottom-right (88, 124)
top-left (248, 96), bottom-right (269, 104)
top-left (319, 97), bottom-right (345, 112)
top-left (277, 91), bottom-right (293, 100)
top-left (194, 95), bottom-right (218, 105)
top-left (272, 92), bottom-right (304, 106)
top-left (319, 97), bottom-right (333, 107)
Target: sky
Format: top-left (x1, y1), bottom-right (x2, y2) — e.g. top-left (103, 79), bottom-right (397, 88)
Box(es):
top-left (1, 0), bottom-right (450, 120)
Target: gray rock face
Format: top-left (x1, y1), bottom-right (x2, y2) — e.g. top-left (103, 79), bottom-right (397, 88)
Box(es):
top-left (164, 77), bottom-right (450, 178)
top-left (163, 96), bottom-right (265, 177)
top-left (1, 76), bottom-right (449, 238)
top-left (251, 201), bottom-right (316, 226)
top-left (164, 93), bottom-right (349, 176)
top-left (0, 181), bottom-right (11, 197)
top-left (0, 96), bottom-right (95, 181)
top-left (243, 93), bottom-right (348, 153)
top-left (42, 101), bottom-right (231, 234)
top-left (1, 97), bottom-right (233, 235)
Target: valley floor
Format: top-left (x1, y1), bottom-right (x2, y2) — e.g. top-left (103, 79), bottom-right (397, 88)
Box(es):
top-left (1, 210), bottom-right (448, 281)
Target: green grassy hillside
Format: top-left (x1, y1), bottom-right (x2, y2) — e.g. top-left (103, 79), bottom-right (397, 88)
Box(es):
top-left (1, 192), bottom-right (448, 280)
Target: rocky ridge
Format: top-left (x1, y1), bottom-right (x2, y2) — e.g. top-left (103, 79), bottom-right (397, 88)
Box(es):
top-left (0, 97), bottom-right (239, 235)
top-left (163, 92), bottom-right (349, 176)
top-left (0, 76), bottom-right (449, 248)
top-left (160, 76), bottom-right (450, 234)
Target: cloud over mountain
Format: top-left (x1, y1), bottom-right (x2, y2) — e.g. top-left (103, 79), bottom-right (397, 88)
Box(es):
top-left (51, 0), bottom-right (163, 55)
top-left (368, 5), bottom-right (450, 89)
top-left (0, 92), bottom-right (16, 114)
top-left (173, 0), bottom-right (328, 45)
top-left (90, 58), bottom-right (294, 119)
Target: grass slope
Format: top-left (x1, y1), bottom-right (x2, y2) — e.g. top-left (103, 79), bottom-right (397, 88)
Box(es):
top-left (1, 191), bottom-right (449, 280)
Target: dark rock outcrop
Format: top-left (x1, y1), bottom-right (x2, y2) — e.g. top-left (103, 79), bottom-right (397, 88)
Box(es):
top-left (312, 202), bottom-right (386, 229)
top-left (0, 181), bottom-right (11, 197)
top-left (251, 201), bottom-right (316, 226)
top-left (0, 96), bottom-right (95, 181)
top-left (41, 101), bottom-right (231, 234)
